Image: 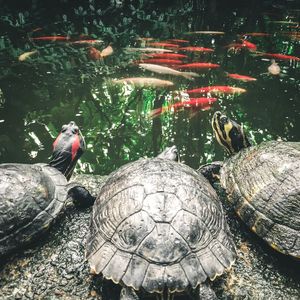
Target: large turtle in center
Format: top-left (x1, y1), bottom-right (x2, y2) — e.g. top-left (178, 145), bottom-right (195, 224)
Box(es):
top-left (86, 146), bottom-right (236, 300)
top-left (200, 111), bottom-right (300, 258)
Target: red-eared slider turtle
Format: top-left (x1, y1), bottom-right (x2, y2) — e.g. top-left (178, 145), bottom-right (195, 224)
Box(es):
top-left (86, 146), bottom-right (236, 300)
top-left (0, 121), bottom-right (94, 257)
top-left (200, 111), bottom-right (300, 258)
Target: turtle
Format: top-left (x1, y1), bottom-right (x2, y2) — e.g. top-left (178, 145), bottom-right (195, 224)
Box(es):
top-left (85, 146), bottom-right (236, 300)
top-left (0, 121), bottom-right (94, 257)
top-left (199, 111), bottom-right (300, 258)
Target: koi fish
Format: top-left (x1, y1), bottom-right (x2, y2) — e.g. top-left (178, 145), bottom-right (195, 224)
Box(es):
top-left (18, 50), bottom-right (37, 61)
top-left (267, 20), bottom-right (299, 25)
top-left (139, 63), bottom-right (199, 80)
top-left (179, 46), bottom-right (214, 52)
top-left (100, 45), bottom-right (113, 58)
top-left (185, 31), bottom-right (225, 35)
top-left (31, 36), bottom-right (70, 41)
top-left (143, 53), bottom-right (188, 59)
top-left (241, 40), bottom-right (257, 51)
top-left (177, 63), bottom-right (220, 69)
top-left (72, 39), bottom-right (103, 44)
top-left (259, 52), bottom-right (300, 61)
top-left (148, 42), bottom-right (179, 48)
top-left (136, 59), bottom-right (183, 65)
top-left (136, 37), bottom-right (154, 41)
top-left (241, 32), bottom-right (271, 37)
top-left (187, 86), bottom-right (246, 95)
top-left (149, 97), bottom-right (217, 118)
top-left (88, 45), bottom-right (113, 60)
top-left (124, 47), bottom-right (173, 53)
top-left (227, 73), bottom-right (257, 82)
top-left (113, 77), bottom-right (174, 88)
top-left (167, 39), bottom-right (190, 44)
top-left (88, 47), bottom-right (101, 60)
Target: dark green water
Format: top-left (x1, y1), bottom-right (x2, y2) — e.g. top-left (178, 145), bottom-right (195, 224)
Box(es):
top-left (0, 0), bottom-right (299, 175)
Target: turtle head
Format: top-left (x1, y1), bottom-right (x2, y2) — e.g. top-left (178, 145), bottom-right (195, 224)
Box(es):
top-left (157, 145), bottom-right (180, 162)
top-left (212, 111), bottom-right (251, 155)
top-left (49, 121), bottom-right (85, 180)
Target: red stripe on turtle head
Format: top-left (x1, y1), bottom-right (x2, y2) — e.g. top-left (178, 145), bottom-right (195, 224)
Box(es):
top-left (52, 132), bottom-right (62, 151)
top-left (71, 134), bottom-right (81, 161)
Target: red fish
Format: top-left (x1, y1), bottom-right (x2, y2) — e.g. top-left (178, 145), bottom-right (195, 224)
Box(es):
top-left (227, 73), bottom-right (257, 82)
top-left (241, 40), bottom-right (257, 51)
top-left (31, 36), bottom-right (70, 41)
top-left (241, 33), bottom-right (271, 37)
top-left (143, 53), bottom-right (188, 59)
top-left (148, 42), bottom-right (179, 48)
top-left (167, 39), bottom-right (190, 44)
top-left (187, 86), bottom-right (246, 95)
top-left (177, 63), bottom-right (220, 69)
top-left (179, 46), bottom-right (214, 52)
top-left (88, 47), bottom-right (101, 60)
top-left (149, 98), bottom-right (217, 117)
top-left (135, 59), bottom-right (183, 65)
top-left (225, 41), bottom-right (257, 52)
top-left (259, 52), bottom-right (300, 61)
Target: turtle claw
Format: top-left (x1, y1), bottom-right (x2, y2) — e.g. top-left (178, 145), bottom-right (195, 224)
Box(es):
top-left (120, 287), bottom-right (140, 300)
top-left (197, 283), bottom-right (218, 300)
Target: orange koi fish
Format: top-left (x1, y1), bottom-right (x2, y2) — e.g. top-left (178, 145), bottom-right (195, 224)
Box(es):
top-left (143, 53), bottom-right (188, 59)
top-left (241, 40), bottom-right (257, 51)
top-left (241, 33), bottom-right (271, 37)
top-left (185, 31), bottom-right (225, 35)
top-left (179, 46), bottom-right (214, 52)
top-left (187, 86), bottom-right (246, 95)
top-left (148, 42), bottom-right (180, 48)
top-left (88, 47), bottom-right (101, 60)
top-left (227, 73), bottom-right (257, 82)
top-left (149, 97), bottom-right (217, 118)
top-left (31, 36), bottom-right (70, 41)
top-left (167, 39), bottom-right (190, 44)
top-left (260, 52), bottom-right (300, 61)
top-left (177, 63), bottom-right (220, 69)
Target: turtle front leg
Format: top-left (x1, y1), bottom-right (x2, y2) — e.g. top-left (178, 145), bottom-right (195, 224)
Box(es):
top-left (120, 287), bottom-right (140, 300)
top-left (196, 283), bottom-right (218, 300)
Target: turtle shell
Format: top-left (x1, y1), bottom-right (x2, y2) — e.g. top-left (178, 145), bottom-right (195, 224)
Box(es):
top-left (86, 158), bottom-right (236, 294)
top-left (220, 141), bottom-right (300, 258)
top-left (0, 163), bottom-right (68, 256)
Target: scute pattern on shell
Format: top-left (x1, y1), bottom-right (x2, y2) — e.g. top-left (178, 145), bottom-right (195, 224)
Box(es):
top-left (0, 163), bottom-right (68, 256)
top-left (220, 141), bottom-right (300, 257)
top-left (86, 158), bottom-right (236, 293)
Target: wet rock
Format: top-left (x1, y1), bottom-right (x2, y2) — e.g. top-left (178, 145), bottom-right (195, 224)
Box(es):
top-left (0, 175), bottom-right (299, 300)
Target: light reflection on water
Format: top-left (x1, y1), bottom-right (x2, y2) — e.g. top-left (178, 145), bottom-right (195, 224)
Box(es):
top-left (0, 1), bottom-right (299, 175)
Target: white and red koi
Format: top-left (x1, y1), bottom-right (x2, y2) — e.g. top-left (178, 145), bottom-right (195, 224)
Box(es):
top-left (149, 97), bottom-right (217, 118)
top-left (187, 86), bottom-right (246, 95)
top-left (113, 77), bottom-right (174, 88)
top-left (179, 46), bottom-right (214, 52)
top-left (139, 63), bottom-right (199, 80)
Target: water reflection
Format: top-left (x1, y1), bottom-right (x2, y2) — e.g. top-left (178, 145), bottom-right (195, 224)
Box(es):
top-left (0, 0), bottom-right (299, 175)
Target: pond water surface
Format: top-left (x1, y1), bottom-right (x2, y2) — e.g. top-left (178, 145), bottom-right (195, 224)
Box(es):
top-left (0, 0), bottom-right (299, 175)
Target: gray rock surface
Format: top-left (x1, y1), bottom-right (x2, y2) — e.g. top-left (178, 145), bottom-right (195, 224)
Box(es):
top-left (0, 174), bottom-right (299, 300)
